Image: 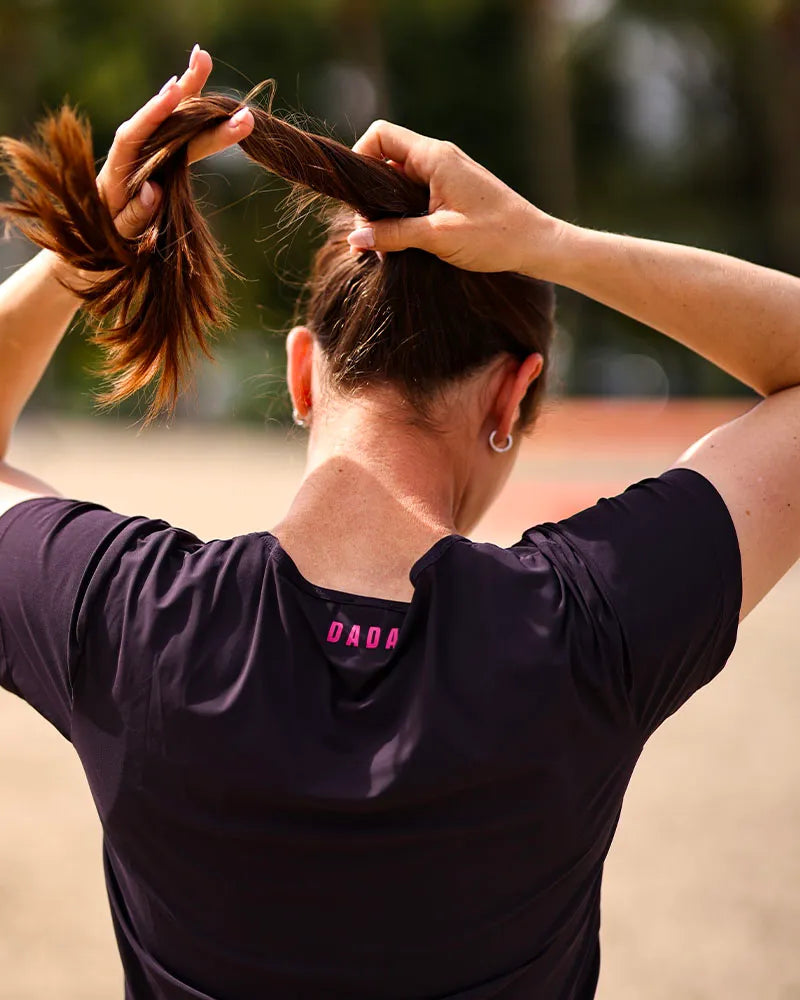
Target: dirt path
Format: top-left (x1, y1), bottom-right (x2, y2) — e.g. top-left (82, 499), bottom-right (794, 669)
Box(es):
top-left (1, 401), bottom-right (797, 999)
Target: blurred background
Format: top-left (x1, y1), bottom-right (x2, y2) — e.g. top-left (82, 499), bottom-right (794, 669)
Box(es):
top-left (1, 1), bottom-right (799, 999)
top-left (5, 0), bottom-right (800, 418)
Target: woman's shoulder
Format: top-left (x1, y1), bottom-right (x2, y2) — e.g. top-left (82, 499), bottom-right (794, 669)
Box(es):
top-left (0, 494), bottom-right (281, 610)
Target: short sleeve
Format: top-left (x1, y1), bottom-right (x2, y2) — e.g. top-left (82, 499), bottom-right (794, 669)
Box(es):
top-left (520, 468), bottom-right (742, 737)
top-left (0, 497), bottom-right (155, 739)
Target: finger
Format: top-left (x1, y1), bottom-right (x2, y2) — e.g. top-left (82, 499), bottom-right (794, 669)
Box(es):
top-left (176, 45), bottom-right (213, 98)
top-left (353, 121), bottom-right (430, 184)
top-left (112, 180), bottom-right (162, 239)
top-left (101, 45), bottom-right (213, 208)
top-left (352, 120), bottom-right (415, 159)
top-left (106, 45), bottom-right (211, 181)
top-left (187, 107), bottom-right (254, 164)
top-left (100, 79), bottom-right (184, 212)
top-left (347, 215), bottom-right (434, 255)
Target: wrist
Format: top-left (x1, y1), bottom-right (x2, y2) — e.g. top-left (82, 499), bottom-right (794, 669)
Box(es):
top-left (42, 249), bottom-right (95, 303)
top-left (515, 208), bottom-right (590, 286)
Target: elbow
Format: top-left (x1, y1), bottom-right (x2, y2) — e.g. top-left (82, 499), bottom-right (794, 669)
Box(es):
top-left (758, 344), bottom-right (800, 397)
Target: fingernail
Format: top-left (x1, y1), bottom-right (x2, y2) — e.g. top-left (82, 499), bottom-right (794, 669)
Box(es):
top-left (190, 44), bottom-right (200, 69)
top-left (159, 75), bottom-right (178, 96)
top-left (228, 107), bottom-right (251, 129)
top-left (347, 227), bottom-right (375, 249)
top-left (139, 181), bottom-right (155, 208)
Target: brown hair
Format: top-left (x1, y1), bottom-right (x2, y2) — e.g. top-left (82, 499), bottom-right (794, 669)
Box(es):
top-left (0, 84), bottom-right (555, 426)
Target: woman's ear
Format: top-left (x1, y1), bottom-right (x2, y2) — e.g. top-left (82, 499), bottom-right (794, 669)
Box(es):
top-left (494, 352), bottom-right (544, 442)
top-left (286, 325), bottom-right (315, 417)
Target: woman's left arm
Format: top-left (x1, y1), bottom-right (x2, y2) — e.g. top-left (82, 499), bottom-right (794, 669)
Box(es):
top-left (0, 45), bottom-right (254, 497)
top-left (0, 251), bottom-right (83, 461)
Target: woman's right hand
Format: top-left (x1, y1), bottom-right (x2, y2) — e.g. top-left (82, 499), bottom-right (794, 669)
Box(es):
top-left (348, 120), bottom-right (566, 278)
top-left (48, 45), bottom-right (254, 294)
top-left (98, 45), bottom-right (253, 239)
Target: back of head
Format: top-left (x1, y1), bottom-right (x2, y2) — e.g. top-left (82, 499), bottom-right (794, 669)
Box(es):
top-left (0, 83), bottom-right (555, 427)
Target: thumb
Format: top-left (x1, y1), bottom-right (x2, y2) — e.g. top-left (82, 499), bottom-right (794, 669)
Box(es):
top-left (113, 180), bottom-right (162, 238)
top-left (347, 215), bottom-right (434, 255)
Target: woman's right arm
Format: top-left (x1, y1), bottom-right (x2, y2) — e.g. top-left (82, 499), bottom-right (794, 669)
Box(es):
top-left (349, 121), bottom-right (800, 620)
top-left (520, 226), bottom-right (800, 624)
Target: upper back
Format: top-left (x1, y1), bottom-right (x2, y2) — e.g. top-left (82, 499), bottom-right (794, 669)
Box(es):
top-left (0, 468), bottom-right (740, 998)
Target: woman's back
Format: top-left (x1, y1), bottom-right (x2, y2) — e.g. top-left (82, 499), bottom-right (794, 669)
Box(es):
top-left (0, 466), bottom-right (739, 998)
top-left (6, 47), bottom-right (800, 998)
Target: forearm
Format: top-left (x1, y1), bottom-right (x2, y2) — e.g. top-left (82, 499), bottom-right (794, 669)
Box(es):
top-left (0, 250), bottom-right (81, 457)
top-left (532, 221), bottom-right (800, 397)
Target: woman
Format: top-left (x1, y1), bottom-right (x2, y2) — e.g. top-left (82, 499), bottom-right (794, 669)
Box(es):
top-left (0, 46), bottom-right (796, 1000)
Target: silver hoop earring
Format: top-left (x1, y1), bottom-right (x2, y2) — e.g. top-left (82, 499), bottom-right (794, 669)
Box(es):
top-left (489, 429), bottom-right (513, 453)
top-left (292, 407), bottom-right (308, 429)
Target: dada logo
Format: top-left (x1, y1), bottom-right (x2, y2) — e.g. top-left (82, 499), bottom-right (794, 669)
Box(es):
top-left (326, 620), bottom-right (399, 650)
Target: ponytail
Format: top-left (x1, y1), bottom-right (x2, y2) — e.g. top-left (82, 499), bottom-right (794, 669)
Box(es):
top-left (1, 83), bottom-right (554, 428)
top-left (0, 85), bottom-right (427, 419)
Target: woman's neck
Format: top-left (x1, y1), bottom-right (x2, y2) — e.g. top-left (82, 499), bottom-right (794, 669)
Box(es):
top-left (270, 406), bottom-right (470, 599)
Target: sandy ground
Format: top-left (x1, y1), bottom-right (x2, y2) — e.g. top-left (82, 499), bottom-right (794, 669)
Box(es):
top-left (0, 399), bottom-right (798, 999)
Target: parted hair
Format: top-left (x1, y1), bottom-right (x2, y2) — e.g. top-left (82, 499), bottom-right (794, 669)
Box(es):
top-left (0, 84), bottom-right (555, 425)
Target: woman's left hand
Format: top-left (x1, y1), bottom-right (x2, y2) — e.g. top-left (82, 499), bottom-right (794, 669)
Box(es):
top-left (97, 44), bottom-right (254, 239)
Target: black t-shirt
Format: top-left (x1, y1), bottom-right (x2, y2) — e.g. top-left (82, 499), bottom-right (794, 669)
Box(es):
top-left (0, 468), bottom-right (741, 1000)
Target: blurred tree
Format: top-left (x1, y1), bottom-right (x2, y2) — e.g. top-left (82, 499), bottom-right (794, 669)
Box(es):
top-left (757, 2), bottom-right (800, 274)
top-left (516, 0), bottom-right (578, 219)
